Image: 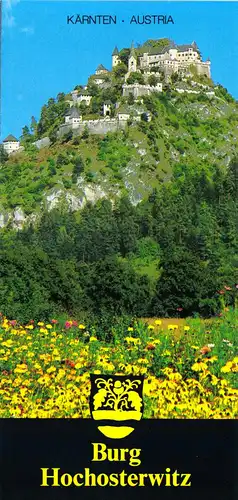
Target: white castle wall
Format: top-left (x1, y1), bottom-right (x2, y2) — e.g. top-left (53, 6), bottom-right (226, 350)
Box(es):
top-left (122, 83), bottom-right (163, 98)
top-left (58, 118), bottom-right (127, 138)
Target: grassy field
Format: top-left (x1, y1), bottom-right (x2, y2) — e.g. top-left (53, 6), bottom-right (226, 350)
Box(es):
top-left (0, 310), bottom-right (237, 418)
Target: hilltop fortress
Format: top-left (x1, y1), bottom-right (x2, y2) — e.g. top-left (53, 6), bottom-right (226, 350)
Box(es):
top-left (116, 40), bottom-right (211, 79)
top-left (3, 39), bottom-right (212, 153)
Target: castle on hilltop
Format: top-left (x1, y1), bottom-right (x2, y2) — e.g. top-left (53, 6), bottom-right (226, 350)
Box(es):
top-left (2, 39), bottom-right (212, 155)
top-left (112, 40), bottom-right (211, 79)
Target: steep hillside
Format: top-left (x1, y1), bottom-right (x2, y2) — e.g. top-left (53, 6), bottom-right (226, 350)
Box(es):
top-left (0, 77), bottom-right (238, 228)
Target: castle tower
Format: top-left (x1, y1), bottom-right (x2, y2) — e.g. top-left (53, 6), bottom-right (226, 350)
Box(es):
top-left (112, 46), bottom-right (120, 68)
top-left (128, 42), bottom-right (137, 73)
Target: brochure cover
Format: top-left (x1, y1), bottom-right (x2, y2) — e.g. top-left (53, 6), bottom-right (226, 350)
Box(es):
top-left (0, 1), bottom-right (237, 499)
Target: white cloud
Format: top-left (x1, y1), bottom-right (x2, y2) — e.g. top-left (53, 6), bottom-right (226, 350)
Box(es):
top-left (20, 26), bottom-right (35, 35)
top-left (4, 12), bottom-right (16, 28)
top-left (3, 0), bottom-right (20, 28)
top-left (5, 0), bottom-right (20, 9)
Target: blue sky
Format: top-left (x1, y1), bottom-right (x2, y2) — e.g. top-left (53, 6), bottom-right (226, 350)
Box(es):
top-left (1, 1), bottom-right (238, 140)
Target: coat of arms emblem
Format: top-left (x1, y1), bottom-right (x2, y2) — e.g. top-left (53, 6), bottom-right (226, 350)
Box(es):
top-left (90, 374), bottom-right (144, 439)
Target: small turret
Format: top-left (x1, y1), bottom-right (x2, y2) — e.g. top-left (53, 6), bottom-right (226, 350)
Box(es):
top-left (112, 46), bottom-right (120, 68)
top-left (112, 46), bottom-right (119, 56)
top-left (128, 41), bottom-right (137, 73)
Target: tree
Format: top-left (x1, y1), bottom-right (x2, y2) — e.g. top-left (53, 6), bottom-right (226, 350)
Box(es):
top-left (61, 130), bottom-right (73, 143)
top-left (127, 72), bottom-right (144, 85)
top-left (119, 48), bottom-right (130, 66)
top-left (113, 63), bottom-right (128, 78)
top-left (57, 92), bottom-right (65, 102)
top-left (128, 93), bottom-right (134, 105)
top-left (82, 126), bottom-right (89, 140)
top-left (30, 116), bottom-right (37, 135)
top-left (49, 129), bottom-right (58, 144)
top-left (0, 145), bottom-right (9, 164)
top-left (148, 75), bottom-right (159, 87)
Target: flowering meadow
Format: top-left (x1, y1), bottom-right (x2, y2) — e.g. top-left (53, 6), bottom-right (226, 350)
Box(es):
top-left (0, 311), bottom-right (237, 419)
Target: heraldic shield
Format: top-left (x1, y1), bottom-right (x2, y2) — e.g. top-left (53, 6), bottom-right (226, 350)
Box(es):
top-left (90, 374), bottom-right (144, 439)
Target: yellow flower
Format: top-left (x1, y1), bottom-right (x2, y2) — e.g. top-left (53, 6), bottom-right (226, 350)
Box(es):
top-left (124, 337), bottom-right (141, 345)
top-left (127, 327), bottom-right (134, 332)
top-left (207, 356), bottom-right (218, 363)
top-left (168, 324), bottom-right (178, 330)
top-left (79, 324), bottom-right (86, 330)
top-left (38, 375), bottom-right (51, 385)
top-left (46, 366), bottom-right (57, 374)
top-left (37, 322), bottom-right (44, 326)
top-left (89, 336), bottom-right (97, 342)
top-left (184, 326), bottom-right (190, 331)
top-left (46, 324), bottom-right (53, 329)
top-left (221, 362), bottom-right (232, 373)
top-left (191, 345), bottom-right (199, 350)
top-left (94, 370), bottom-right (101, 374)
top-left (155, 319), bottom-right (162, 325)
top-left (26, 325), bottom-right (34, 330)
top-left (40, 328), bottom-right (48, 334)
top-left (2, 339), bottom-right (13, 347)
top-left (14, 363), bottom-right (28, 374)
top-left (192, 362), bottom-right (207, 372)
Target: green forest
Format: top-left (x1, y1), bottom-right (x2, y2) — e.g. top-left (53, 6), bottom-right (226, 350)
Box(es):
top-left (0, 156), bottom-right (237, 323)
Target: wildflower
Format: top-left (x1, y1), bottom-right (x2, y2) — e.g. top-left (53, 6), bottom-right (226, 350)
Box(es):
top-left (89, 336), bottom-right (97, 342)
top-left (192, 362), bottom-right (207, 372)
top-left (65, 360), bottom-right (75, 368)
top-left (168, 324), bottom-right (178, 330)
top-left (47, 366), bottom-right (57, 374)
top-left (184, 326), bottom-right (190, 332)
top-left (176, 307), bottom-right (183, 312)
top-left (79, 324), bottom-right (86, 330)
top-left (72, 321), bottom-right (78, 327)
top-left (221, 362), bottom-right (232, 373)
top-left (207, 344), bottom-right (215, 348)
top-left (51, 319), bottom-right (58, 324)
top-left (200, 346), bottom-right (211, 355)
top-left (224, 286), bottom-right (232, 291)
top-left (148, 325), bottom-right (155, 330)
top-left (37, 322), bottom-right (44, 326)
top-left (9, 320), bottom-right (17, 327)
top-left (26, 325), bottom-right (34, 330)
top-left (155, 319), bottom-right (162, 325)
top-left (127, 327), bottom-right (134, 332)
top-left (191, 345), bottom-right (199, 350)
top-left (14, 364), bottom-right (28, 374)
top-left (65, 321), bottom-right (72, 329)
top-left (125, 337), bottom-right (141, 345)
top-left (40, 328), bottom-right (48, 334)
top-left (147, 343), bottom-right (156, 351)
top-left (46, 324), bottom-right (53, 329)
top-left (207, 356), bottom-right (218, 363)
